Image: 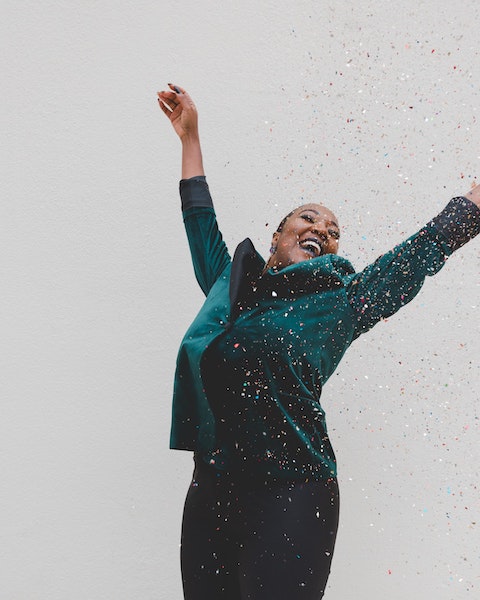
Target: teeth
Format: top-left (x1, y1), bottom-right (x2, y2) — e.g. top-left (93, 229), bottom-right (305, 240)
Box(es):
top-left (300, 239), bottom-right (321, 256)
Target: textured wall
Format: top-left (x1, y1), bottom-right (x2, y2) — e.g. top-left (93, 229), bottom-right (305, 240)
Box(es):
top-left (1, 1), bottom-right (479, 598)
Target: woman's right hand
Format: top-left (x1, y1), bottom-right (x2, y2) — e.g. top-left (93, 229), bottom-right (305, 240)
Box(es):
top-left (157, 83), bottom-right (204, 178)
top-left (157, 84), bottom-right (199, 141)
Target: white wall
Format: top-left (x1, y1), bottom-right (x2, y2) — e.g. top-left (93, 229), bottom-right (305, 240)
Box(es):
top-left (2, 1), bottom-right (479, 598)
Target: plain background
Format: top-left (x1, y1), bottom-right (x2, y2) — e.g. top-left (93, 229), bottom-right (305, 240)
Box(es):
top-left (1, 1), bottom-right (479, 598)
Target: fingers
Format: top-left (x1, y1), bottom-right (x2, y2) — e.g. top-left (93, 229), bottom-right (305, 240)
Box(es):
top-left (158, 83), bottom-right (196, 120)
top-left (158, 90), bottom-right (176, 101)
top-left (157, 83), bottom-right (186, 110)
top-left (164, 83), bottom-right (193, 107)
top-left (168, 83), bottom-right (185, 94)
top-left (157, 84), bottom-right (197, 139)
top-left (157, 91), bottom-right (177, 112)
top-left (158, 97), bottom-right (174, 118)
top-left (157, 84), bottom-right (185, 103)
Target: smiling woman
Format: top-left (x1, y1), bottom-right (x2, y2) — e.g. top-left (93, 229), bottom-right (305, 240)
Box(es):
top-left (157, 84), bottom-right (480, 600)
top-left (266, 204), bottom-right (341, 271)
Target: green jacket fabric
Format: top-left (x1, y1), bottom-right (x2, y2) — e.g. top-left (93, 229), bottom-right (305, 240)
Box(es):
top-left (170, 176), bottom-right (480, 482)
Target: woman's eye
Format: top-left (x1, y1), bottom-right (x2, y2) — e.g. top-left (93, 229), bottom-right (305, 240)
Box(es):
top-left (329, 230), bottom-right (340, 239)
top-left (301, 214), bottom-right (314, 223)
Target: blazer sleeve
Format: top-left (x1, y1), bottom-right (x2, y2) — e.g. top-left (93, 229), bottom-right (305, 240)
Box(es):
top-left (180, 176), bottom-right (231, 296)
top-left (346, 196), bottom-right (480, 339)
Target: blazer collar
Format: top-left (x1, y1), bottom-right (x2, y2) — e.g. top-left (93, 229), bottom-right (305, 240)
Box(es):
top-left (229, 238), bottom-right (354, 321)
top-left (229, 238), bottom-right (265, 315)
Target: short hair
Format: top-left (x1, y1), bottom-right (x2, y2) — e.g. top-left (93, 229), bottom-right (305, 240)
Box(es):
top-left (275, 209), bottom-right (295, 233)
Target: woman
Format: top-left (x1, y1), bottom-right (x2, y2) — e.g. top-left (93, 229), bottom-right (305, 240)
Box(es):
top-left (157, 83), bottom-right (480, 600)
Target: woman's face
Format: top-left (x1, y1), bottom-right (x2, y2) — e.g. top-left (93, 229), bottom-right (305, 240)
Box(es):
top-left (267, 203), bottom-right (340, 270)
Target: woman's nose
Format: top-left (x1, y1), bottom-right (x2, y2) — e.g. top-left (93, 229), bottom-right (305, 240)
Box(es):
top-left (310, 222), bottom-right (328, 239)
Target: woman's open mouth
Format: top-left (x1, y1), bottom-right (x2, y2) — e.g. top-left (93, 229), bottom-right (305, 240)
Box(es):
top-left (299, 237), bottom-right (322, 257)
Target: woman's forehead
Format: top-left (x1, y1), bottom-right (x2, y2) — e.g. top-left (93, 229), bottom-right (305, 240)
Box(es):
top-left (293, 203), bottom-right (338, 225)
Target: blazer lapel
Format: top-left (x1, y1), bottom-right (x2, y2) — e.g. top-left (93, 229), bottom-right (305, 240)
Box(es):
top-left (229, 238), bottom-right (264, 322)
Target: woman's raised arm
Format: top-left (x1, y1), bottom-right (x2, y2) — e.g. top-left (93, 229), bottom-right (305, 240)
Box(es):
top-left (346, 186), bottom-right (480, 338)
top-left (157, 84), bottom-right (231, 295)
top-left (157, 83), bottom-right (204, 179)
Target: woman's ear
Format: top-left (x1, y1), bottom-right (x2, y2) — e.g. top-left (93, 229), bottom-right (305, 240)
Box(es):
top-left (271, 231), bottom-right (279, 247)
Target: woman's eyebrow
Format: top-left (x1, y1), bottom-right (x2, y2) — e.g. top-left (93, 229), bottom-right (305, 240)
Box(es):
top-left (300, 209), bottom-right (339, 229)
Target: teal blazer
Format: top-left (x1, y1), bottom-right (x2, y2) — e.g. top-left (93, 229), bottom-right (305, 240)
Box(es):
top-left (170, 177), bottom-right (480, 481)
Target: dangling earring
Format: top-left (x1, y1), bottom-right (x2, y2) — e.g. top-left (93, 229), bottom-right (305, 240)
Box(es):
top-left (270, 245), bottom-right (276, 255)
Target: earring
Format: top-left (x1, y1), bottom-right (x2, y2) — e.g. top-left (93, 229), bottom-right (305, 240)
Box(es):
top-left (270, 245), bottom-right (276, 255)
